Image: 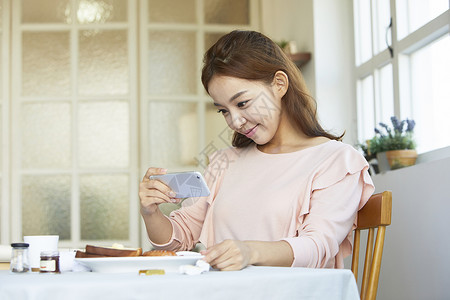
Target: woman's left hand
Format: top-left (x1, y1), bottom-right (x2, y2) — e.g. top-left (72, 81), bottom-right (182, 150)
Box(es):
top-left (201, 239), bottom-right (254, 271)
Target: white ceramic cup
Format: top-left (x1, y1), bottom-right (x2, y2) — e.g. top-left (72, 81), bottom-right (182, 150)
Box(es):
top-left (23, 235), bottom-right (59, 272)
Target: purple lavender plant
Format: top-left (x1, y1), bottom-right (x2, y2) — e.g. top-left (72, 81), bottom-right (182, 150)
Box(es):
top-left (406, 119), bottom-right (415, 132)
top-left (374, 128), bottom-right (383, 136)
top-left (368, 116), bottom-right (416, 155)
top-left (379, 122), bottom-right (391, 133)
top-left (390, 116), bottom-right (407, 133)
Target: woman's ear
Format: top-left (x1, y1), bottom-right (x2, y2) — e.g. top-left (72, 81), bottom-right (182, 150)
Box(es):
top-left (272, 70), bottom-right (289, 97)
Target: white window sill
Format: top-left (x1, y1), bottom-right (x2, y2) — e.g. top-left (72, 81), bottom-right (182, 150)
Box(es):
top-left (416, 146), bottom-right (450, 164)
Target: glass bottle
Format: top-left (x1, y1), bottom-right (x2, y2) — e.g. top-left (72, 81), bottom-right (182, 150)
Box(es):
top-left (10, 243), bottom-right (30, 273)
top-left (40, 250), bottom-right (61, 274)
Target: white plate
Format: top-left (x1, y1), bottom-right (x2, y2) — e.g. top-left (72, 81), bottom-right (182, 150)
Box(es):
top-left (75, 252), bottom-right (203, 273)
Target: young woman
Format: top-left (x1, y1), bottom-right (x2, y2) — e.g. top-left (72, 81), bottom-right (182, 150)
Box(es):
top-left (139, 30), bottom-right (374, 271)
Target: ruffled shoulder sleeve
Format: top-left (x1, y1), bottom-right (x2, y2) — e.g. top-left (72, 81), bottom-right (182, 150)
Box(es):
top-left (311, 142), bottom-right (374, 209)
top-left (284, 141), bottom-right (375, 268)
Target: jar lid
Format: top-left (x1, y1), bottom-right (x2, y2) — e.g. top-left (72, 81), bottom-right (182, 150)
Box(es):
top-left (11, 243), bottom-right (29, 248)
top-left (40, 250), bottom-right (59, 257)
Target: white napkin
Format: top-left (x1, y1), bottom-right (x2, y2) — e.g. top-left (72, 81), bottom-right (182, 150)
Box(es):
top-left (59, 249), bottom-right (77, 272)
top-left (72, 260), bottom-right (91, 272)
top-left (0, 245), bottom-right (11, 262)
top-left (59, 248), bottom-right (91, 272)
top-left (179, 259), bottom-right (210, 275)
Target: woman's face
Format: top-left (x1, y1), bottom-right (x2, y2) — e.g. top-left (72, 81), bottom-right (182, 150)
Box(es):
top-left (208, 75), bottom-right (285, 145)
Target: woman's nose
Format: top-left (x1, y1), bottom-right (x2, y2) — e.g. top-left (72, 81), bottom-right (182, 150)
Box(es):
top-left (230, 113), bottom-right (246, 130)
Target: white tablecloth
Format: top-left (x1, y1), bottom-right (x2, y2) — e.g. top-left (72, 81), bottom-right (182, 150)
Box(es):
top-left (0, 266), bottom-right (360, 300)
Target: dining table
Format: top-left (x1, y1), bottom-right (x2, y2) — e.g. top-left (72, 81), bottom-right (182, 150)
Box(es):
top-left (0, 265), bottom-right (360, 300)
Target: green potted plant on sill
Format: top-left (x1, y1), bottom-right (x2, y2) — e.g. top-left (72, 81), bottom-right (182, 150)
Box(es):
top-left (367, 116), bottom-right (417, 171)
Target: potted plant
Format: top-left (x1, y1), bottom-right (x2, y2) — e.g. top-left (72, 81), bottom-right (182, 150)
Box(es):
top-left (367, 116), bottom-right (417, 171)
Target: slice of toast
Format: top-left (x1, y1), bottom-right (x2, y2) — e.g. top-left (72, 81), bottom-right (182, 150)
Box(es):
top-left (75, 250), bottom-right (106, 258)
top-left (78, 245), bottom-right (142, 258)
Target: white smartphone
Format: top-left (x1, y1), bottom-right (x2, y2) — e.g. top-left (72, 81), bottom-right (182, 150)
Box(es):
top-left (149, 171), bottom-right (210, 198)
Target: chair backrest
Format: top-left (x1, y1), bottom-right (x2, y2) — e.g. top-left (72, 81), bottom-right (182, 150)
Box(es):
top-left (351, 191), bottom-right (392, 300)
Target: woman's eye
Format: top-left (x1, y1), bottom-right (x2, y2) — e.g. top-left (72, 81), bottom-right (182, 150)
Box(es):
top-left (217, 109), bottom-right (228, 115)
top-left (237, 100), bottom-right (249, 108)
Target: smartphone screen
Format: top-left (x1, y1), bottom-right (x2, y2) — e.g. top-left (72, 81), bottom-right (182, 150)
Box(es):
top-left (149, 171), bottom-right (210, 198)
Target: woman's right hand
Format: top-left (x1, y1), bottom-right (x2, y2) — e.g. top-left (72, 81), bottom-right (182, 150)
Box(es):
top-left (139, 167), bottom-right (177, 216)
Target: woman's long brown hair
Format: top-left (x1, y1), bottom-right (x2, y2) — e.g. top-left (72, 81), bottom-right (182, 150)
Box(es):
top-left (201, 30), bottom-right (343, 148)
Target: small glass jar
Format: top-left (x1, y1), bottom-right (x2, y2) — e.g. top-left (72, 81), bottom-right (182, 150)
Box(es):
top-left (39, 250), bottom-right (61, 274)
top-left (10, 243), bottom-right (30, 273)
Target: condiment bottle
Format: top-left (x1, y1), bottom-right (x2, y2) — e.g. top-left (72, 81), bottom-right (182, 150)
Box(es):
top-left (39, 250), bottom-right (61, 274)
top-left (10, 243), bottom-right (30, 273)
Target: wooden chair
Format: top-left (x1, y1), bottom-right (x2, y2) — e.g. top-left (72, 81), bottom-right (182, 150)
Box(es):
top-left (351, 191), bottom-right (392, 300)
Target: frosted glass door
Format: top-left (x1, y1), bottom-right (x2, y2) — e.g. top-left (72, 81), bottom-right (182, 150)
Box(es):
top-left (4, 0), bottom-right (257, 248)
top-left (11, 0), bottom-right (136, 247)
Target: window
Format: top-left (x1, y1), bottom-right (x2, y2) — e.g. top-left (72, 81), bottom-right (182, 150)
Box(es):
top-left (396, 0), bottom-right (449, 39)
top-left (408, 35), bottom-right (450, 153)
top-left (353, 0), bottom-right (449, 154)
top-left (0, 0), bottom-right (258, 248)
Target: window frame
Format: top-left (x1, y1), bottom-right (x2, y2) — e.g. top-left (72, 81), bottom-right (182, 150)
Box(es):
top-left (353, 0), bottom-right (449, 149)
top-left (1, 0), bottom-right (11, 245)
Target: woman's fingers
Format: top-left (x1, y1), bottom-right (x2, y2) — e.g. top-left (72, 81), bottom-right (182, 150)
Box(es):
top-left (141, 179), bottom-right (176, 199)
top-left (139, 167), bottom-right (179, 215)
top-left (209, 256), bottom-right (238, 271)
top-left (203, 243), bottom-right (232, 266)
top-left (202, 240), bottom-right (250, 271)
top-left (142, 167), bottom-right (167, 181)
top-left (141, 167), bottom-right (177, 198)
top-left (139, 182), bottom-right (173, 203)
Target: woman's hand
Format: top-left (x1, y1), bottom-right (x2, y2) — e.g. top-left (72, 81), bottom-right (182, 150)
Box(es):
top-left (139, 167), bottom-right (178, 216)
top-left (201, 240), bottom-right (255, 271)
top-left (201, 240), bottom-right (294, 271)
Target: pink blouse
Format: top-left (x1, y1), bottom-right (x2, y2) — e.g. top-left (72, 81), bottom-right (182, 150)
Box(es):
top-left (150, 140), bottom-right (375, 268)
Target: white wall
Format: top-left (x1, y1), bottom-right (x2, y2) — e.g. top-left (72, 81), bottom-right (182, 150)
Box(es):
top-left (312, 0), bottom-right (357, 144)
top-left (260, 0), bottom-right (316, 95)
top-left (371, 153), bottom-right (450, 300)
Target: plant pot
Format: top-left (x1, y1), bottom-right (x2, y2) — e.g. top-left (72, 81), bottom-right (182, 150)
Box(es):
top-left (376, 152), bottom-right (391, 173)
top-left (385, 149), bottom-right (418, 170)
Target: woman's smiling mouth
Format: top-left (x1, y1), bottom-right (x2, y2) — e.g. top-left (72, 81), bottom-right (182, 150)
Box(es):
top-left (244, 125), bottom-right (258, 138)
